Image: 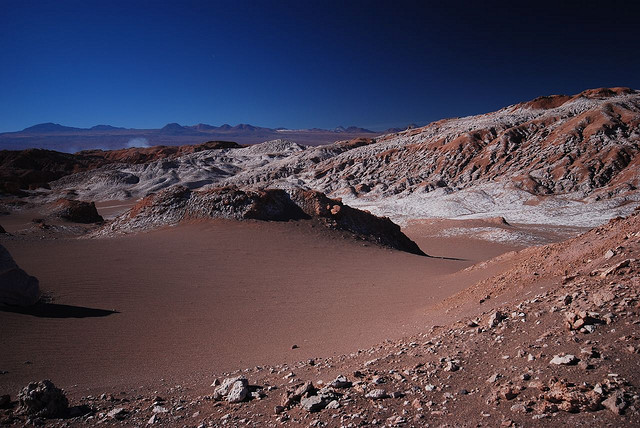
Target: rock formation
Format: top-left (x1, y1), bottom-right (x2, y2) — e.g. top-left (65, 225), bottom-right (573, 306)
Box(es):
top-left (20, 87), bottom-right (637, 227)
top-left (17, 380), bottom-right (68, 418)
top-left (97, 185), bottom-right (425, 255)
top-left (47, 199), bottom-right (104, 223)
top-left (0, 244), bottom-right (40, 306)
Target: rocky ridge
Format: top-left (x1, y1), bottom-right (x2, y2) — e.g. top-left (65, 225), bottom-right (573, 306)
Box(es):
top-left (95, 185), bottom-right (425, 256)
top-left (24, 87), bottom-right (640, 227)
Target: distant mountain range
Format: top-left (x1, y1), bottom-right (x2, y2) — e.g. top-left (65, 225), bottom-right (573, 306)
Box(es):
top-left (0, 122), bottom-right (402, 152)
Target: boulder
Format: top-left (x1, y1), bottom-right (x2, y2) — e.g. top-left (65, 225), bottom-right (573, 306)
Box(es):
top-left (0, 244), bottom-right (40, 306)
top-left (300, 395), bottom-right (326, 412)
top-left (17, 380), bottom-right (68, 418)
top-left (213, 376), bottom-right (249, 403)
top-left (226, 380), bottom-right (249, 403)
top-left (50, 199), bottom-right (103, 223)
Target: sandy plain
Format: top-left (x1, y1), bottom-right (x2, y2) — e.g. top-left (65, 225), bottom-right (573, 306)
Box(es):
top-left (0, 202), bottom-right (568, 399)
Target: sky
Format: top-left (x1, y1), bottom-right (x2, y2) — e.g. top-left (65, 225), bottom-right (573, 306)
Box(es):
top-left (0, 0), bottom-right (639, 132)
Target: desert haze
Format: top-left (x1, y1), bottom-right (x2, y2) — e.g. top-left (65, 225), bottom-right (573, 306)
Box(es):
top-left (1, 88), bottom-right (640, 427)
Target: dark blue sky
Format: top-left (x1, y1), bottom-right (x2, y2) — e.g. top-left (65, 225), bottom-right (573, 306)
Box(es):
top-left (1, 0), bottom-right (638, 132)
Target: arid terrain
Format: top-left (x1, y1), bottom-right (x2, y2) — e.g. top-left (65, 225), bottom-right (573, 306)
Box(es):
top-left (1, 88), bottom-right (639, 427)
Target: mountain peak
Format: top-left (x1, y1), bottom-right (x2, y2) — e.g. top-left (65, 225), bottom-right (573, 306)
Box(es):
top-left (22, 123), bottom-right (81, 133)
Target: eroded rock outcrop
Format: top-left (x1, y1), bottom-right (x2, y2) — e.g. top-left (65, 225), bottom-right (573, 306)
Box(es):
top-left (47, 199), bottom-right (103, 223)
top-left (97, 186), bottom-right (425, 255)
top-left (17, 380), bottom-right (68, 418)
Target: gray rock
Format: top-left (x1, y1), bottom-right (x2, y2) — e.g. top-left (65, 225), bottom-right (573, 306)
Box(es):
top-left (488, 311), bottom-right (506, 327)
top-left (0, 244), bottom-right (40, 306)
top-left (300, 395), bottom-right (326, 412)
top-left (325, 400), bottom-right (340, 409)
top-left (488, 374), bottom-right (503, 384)
top-left (106, 407), bottom-right (127, 420)
top-left (365, 388), bottom-right (388, 400)
top-left (17, 380), bottom-right (68, 418)
top-left (226, 380), bottom-right (249, 403)
top-left (550, 354), bottom-right (579, 365)
top-left (213, 376), bottom-right (247, 401)
top-left (444, 361), bottom-right (460, 372)
top-left (330, 375), bottom-right (352, 389)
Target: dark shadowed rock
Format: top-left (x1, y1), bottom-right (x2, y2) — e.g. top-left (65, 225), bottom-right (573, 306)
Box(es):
top-left (17, 380), bottom-right (68, 418)
top-left (49, 199), bottom-right (103, 223)
top-left (0, 244), bottom-right (40, 306)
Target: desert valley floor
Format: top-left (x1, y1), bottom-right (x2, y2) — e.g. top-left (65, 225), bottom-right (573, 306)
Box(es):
top-left (1, 202), bottom-right (531, 395)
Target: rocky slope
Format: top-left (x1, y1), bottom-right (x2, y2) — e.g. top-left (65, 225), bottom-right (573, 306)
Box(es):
top-left (23, 87), bottom-right (639, 227)
top-left (2, 209), bottom-right (639, 427)
top-left (0, 141), bottom-right (242, 195)
top-left (96, 185), bottom-right (425, 256)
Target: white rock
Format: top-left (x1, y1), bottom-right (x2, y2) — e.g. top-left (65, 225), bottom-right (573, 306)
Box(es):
top-left (550, 354), bottom-right (578, 365)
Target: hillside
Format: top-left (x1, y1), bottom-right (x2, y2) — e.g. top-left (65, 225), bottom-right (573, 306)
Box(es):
top-left (18, 87), bottom-right (639, 227)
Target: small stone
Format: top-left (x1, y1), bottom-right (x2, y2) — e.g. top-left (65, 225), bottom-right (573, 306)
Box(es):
top-left (502, 387), bottom-right (519, 400)
top-left (365, 389), bottom-right (388, 400)
top-left (425, 384), bottom-right (436, 392)
top-left (147, 414), bottom-right (157, 425)
top-left (604, 249), bottom-right (615, 260)
top-left (510, 403), bottom-right (530, 413)
top-left (152, 405), bottom-right (168, 413)
top-left (550, 354), bottom-right (579, 365)
top-left (487, 373), bottom-right (502, 383)
top-left (325, 400), bottom-right (340, 409)
top-left (602, 390), bottom-right (627, 415)
top-left (488, 311), bottom-right (506, 327)
top-left (330, 375), bottom-right (352, 389)
top-left (291, 344), bottom-right (299, 349)
top-left (444, 361), bottom-right (459, 372)
top-left (106, 407), bottom-right (127, 420)
top-left (274, 405), bottom-right (285, 414)
top-left (386, 415), bottom-right (406, 426)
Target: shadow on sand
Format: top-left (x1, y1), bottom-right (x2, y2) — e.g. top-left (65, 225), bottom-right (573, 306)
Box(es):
top-left (0, 302), bottom-right (119, 318)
